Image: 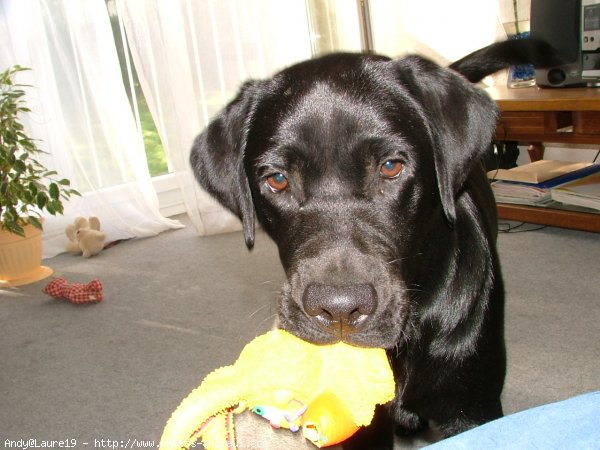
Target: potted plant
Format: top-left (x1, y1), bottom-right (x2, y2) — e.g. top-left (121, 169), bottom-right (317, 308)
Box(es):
top-left (0, 65), bottom-right (79, 287)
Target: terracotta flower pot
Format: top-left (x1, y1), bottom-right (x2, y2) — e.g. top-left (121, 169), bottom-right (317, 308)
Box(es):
top-left (0, 224), bottom-right (53, 287)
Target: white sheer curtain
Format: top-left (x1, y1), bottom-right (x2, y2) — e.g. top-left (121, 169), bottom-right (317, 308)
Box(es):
top-left (118, 0), bottom-right (319, 237)
top-left (0, 0), bottom-right (182, 258)
top-left (117, 0), bottom-right (508, 240)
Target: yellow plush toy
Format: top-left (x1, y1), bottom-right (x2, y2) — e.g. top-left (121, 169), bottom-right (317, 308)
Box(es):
top-left (160, 329), bottom-right (395, 450)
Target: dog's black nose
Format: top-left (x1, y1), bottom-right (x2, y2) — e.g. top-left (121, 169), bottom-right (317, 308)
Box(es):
top-left (302, 283), bottom-right (377, 336)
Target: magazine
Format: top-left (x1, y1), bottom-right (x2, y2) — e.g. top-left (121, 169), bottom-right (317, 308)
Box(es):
top-left (551, 171), bottom-right (600, 212)
top-left (488, 160), bottom-right (593, 184)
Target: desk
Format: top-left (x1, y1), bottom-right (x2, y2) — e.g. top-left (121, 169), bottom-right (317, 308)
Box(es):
top-left (485, 85), bottom-right (600, 233)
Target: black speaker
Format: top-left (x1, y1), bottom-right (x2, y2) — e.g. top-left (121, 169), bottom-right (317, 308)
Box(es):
top-left (531, 0), bottom-right (585, 87)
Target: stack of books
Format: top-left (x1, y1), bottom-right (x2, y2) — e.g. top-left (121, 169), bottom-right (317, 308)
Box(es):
top-left (488, 160), bottom-right (600, 212)
top-left (551, 170), bottom-right (600, 211)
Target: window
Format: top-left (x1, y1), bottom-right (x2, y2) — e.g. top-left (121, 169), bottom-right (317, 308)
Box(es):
top-left (106, 0), bottom-right (169, 177)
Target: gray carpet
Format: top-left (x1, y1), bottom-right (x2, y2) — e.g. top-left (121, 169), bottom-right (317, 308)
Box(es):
top-left (1, 216), bottom-right (598, 448)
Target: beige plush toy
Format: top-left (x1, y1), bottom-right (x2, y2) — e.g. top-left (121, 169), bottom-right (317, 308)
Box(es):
top-left (65, 217), bottom-right (89, 253)
top-left (65, 216), bottom-right (106, 258)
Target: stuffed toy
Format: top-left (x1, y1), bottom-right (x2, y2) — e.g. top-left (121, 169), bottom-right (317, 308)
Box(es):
top-left (159, 329), bottom-right (395, 450)
top-left (43, 278), bottom-right (103, 304)
top-left (65, 216), bottom-right (106, 258)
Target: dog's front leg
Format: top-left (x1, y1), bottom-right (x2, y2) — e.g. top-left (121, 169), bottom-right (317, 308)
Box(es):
top-left (342, 405), bottom-right (394, 450)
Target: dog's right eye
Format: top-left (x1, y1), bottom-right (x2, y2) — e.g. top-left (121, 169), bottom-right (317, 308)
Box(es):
top-left (266, 173), bottom-right (289, 192)
top-left (380, 160), bottom-right (403, 179)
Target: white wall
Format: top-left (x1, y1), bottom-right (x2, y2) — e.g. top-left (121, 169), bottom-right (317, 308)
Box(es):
top-left (369, 0), bottom-right (505, 63)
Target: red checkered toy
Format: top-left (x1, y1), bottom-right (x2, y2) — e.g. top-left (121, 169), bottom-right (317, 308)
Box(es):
top-left (43, 278), bottom-right (103, 304)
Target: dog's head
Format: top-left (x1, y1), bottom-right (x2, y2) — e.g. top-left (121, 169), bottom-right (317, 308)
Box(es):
top-left (191, 53), bottom-right (497, 347)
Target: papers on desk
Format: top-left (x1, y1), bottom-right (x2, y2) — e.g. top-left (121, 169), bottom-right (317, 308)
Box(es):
top-left (489, 162), bottom-right (600, 211)
top-left (551, 171), bottom-right (600, 212)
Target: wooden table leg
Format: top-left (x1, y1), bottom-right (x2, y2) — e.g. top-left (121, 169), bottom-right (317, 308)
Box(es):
top-left (527, 143), bottom-right (545, 161)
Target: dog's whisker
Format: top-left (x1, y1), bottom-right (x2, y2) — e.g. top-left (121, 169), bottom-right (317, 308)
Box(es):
top-left (385, 253), bottom-right (423, 265)
top-left (254, 312), bottom-right (280, 334)
top-left (385, 257), bottom-right (408, 265)
top-left (247, 303), bottom-right (271, 319)
top-left (404, 287), bottom-right (424, 293)
top-left (258, 279), bottom-right (280, 286)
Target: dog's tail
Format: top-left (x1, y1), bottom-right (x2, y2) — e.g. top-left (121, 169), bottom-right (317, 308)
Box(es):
top-left (449, 38), bottom-right (562, 83)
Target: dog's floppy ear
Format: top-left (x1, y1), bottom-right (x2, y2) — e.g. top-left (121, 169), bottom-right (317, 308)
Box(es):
top-left (391, 56), bottom-right (498, 226)
top-left (190, 81), bottom-right (262, 248)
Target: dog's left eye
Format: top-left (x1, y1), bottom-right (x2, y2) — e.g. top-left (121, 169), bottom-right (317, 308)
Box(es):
top-left (266, 173), bottom-right (289, 192)
top-left (380, 160), bottom-right (403, 179)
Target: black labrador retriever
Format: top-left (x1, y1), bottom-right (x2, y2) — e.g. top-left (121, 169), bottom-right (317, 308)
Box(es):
top-left (190, 40), bottom-right (555, 448)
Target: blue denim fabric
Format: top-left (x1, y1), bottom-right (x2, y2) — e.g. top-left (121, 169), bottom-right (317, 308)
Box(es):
top-left (425, 391), bottom-right (600, 449)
